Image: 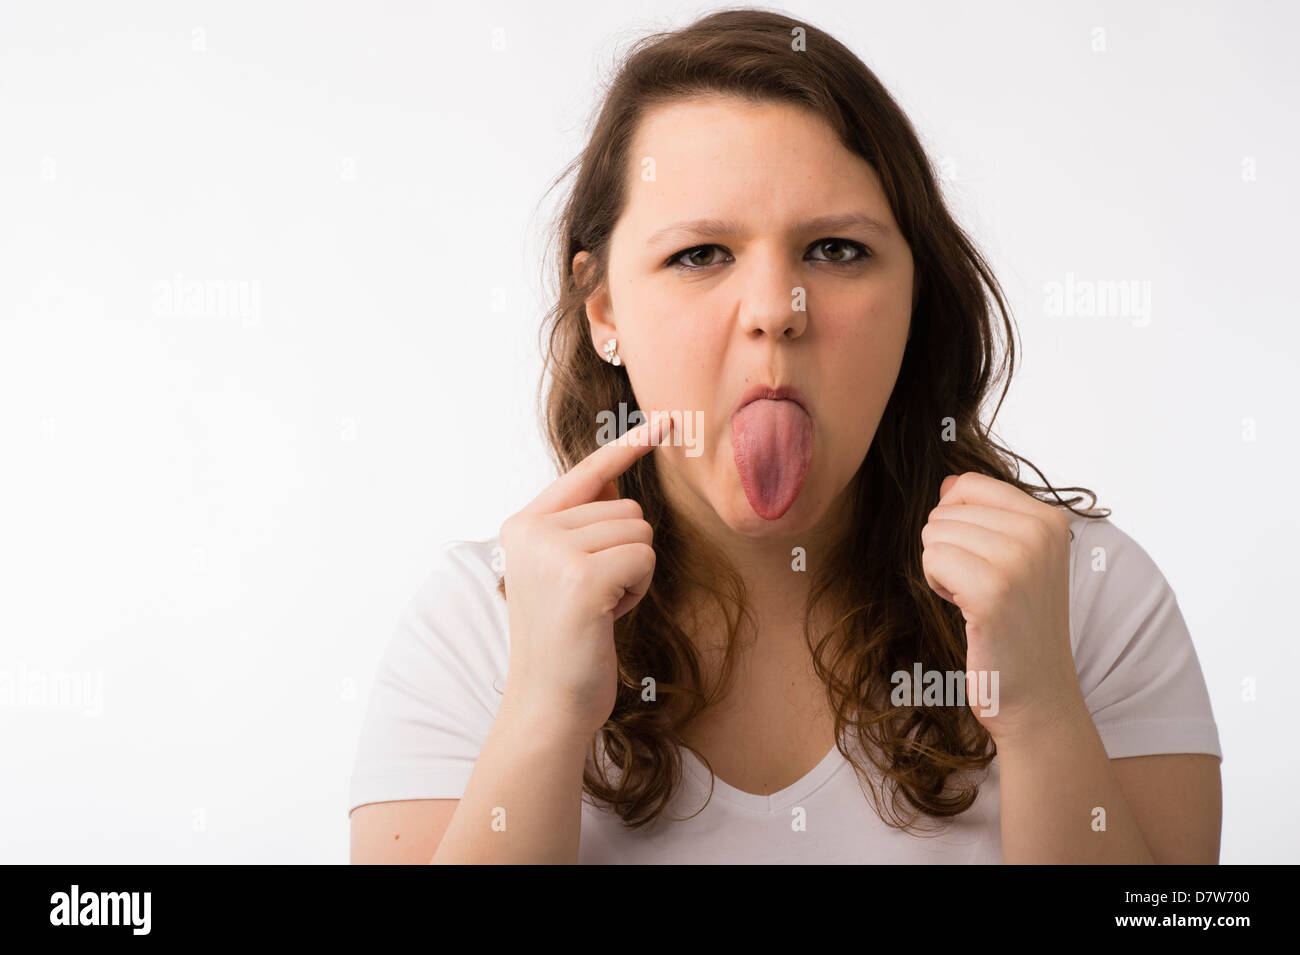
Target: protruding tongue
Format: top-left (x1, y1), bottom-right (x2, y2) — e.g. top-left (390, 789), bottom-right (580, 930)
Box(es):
top-left (731, 399), bottom-right (813, 520)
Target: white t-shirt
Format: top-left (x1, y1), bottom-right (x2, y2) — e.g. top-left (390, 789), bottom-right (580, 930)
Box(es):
top-left (347, 512), bottom-right (1222, 863)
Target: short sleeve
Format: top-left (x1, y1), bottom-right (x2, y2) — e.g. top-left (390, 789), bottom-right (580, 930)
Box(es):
top-left (1067, 515), bottom-right (1222, 762)
top-left (347, 538), bottom-right (510, 815)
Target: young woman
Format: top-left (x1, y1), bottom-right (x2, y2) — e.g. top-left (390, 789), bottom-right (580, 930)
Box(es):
top-left (348, 9), bottom-right (1222, 864)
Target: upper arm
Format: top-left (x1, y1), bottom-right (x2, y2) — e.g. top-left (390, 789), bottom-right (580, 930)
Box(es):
top-left (1063, 518), bottom-right (1224, 863)
top-left (1111, 753), bottom-right (1222, 864)
top-left (350, 799), bottom-right (461, 864)
top-left (346, 540), bottom-right (509, 859)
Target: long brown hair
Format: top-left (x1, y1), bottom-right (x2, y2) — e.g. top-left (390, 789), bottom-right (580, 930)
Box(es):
top-left (497, 7), bottom-right (1107, 832)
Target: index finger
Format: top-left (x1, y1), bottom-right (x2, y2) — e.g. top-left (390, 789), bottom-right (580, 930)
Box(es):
top-left (522, 411), bottom-right (675, 516)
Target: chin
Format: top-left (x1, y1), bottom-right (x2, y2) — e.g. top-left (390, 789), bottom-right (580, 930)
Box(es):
top-left (717, 485), bottom-right (827, 537)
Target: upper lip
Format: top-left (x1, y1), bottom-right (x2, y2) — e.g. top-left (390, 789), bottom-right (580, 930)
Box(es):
top-left (734, 384), bottom-right (809, 416)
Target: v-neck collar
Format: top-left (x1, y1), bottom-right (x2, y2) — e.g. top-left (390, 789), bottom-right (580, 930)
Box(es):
top-left (678, 741), bottom-right (849, 814)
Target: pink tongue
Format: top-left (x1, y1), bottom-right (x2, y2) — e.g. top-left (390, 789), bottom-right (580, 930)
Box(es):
top-left (731, 399), bottom-right (813, 520)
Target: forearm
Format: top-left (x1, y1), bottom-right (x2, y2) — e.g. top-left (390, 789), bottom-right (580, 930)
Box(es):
top-left (996, 697), bottom-right (1155, 864)
top-left (431, 698), bottom-right (591, 864)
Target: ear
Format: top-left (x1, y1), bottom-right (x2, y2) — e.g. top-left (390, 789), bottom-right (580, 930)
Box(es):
top-left (574, 250), bottom-right (616, 355)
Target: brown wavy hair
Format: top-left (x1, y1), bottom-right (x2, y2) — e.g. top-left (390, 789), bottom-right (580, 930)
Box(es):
top-left (496, 7), bottom-right (1108, 833)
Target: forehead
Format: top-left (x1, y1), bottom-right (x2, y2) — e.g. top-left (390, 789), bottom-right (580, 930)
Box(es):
top-left (620, 95), bottom-right (889, 225)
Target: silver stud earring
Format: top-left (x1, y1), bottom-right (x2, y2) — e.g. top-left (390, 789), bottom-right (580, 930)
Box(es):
top-left (602, 337), bottom-right (621, 366)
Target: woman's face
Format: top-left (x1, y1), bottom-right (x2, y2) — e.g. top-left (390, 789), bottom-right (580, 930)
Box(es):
top-left (579, 94), bottom-right (914, 540)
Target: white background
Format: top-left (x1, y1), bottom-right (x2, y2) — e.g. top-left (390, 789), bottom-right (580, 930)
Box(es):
top-left (1, 0), bottom-right (1295, 863)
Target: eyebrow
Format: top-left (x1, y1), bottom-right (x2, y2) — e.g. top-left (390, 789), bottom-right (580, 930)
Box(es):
top-left (646, 212), bottom-right (893, 248)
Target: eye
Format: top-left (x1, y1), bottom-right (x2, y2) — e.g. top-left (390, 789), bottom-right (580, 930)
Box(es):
top-left (665, 238), bottom-right (872, 272)
top-left (667, 244), bottom-right (732, 270)
top-left (807, 238), bottom-right (871, 266)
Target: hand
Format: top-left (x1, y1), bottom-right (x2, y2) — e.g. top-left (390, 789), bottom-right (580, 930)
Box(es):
top-left (920, 471), bottom-right (1086, 744)
top-left (497, 411), bottom-right (675, 740)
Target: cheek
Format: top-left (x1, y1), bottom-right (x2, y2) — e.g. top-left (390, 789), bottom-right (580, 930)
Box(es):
top-left (624, 310), bottom-right (723, 416)
top-left (834, 279), bottom-right (909, 355)
top-left (816, 307), bottom-right (908, 453)
top-left (823, 302), bottom-right (906, 379)
top-left (650, 310), bottom-right (723, 382)
top-left (841, 324), bottom-right (906, 393)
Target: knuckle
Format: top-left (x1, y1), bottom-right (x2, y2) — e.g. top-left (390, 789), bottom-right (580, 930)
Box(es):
top-left (1033, 515), bottom-right (1062, 551)
top-left (498, 514), bottom-right (519, 546)
top-left (1005, 536), bottom-right (1031, 567)
top-left (501, 512), bottom-right (534, 545)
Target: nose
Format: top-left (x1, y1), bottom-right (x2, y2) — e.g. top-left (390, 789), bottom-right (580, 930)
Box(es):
top-left (737, 251), bottom-right (808, 341)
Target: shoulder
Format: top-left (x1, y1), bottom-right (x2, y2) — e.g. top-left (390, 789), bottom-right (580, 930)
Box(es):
top-left (383, 536), bottom-right (510, 684)
top-left (1061, 509), bottom-right (1180, 658)
top-left (409, 537), bottom-right (505, 616)
top-left (1064, 511), bottom-right (1173, 645)
top-left (1060, 510), bottom-right (1222, 760)
top-left (348, 536), bottom-right (509, 811)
